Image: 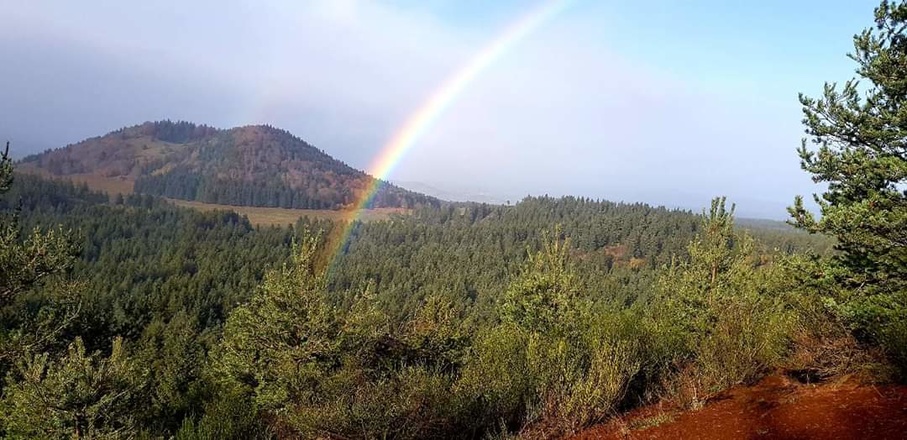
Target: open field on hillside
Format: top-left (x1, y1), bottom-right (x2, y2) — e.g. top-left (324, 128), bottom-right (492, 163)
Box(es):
top-left (20, 165), bottom-right (411, 226)
top-left (19, 168), bottom-right (135, 195)
top-left (18, 168), bottom-right (406, 226)
top-left (166, 199), bottom-right (406, 226)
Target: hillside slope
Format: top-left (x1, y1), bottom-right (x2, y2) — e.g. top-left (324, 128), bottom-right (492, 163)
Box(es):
top-left (20, 120), bottom-right (438, 210)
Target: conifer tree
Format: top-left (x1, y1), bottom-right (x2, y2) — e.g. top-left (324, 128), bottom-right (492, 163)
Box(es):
top-left (789, 1), bottom-right (907, 362)
top-left (0, 143), bottom-right (79, 366)
top-left (1, 337), bottom-right (143, 439)
top-left (789, 0), bottom-right (907, 294)
top-left (0, 142), bottom-right (77, 307)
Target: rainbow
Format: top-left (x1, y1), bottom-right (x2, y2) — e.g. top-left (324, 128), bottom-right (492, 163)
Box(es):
top-left (327, 0), bottom-right (571, 263)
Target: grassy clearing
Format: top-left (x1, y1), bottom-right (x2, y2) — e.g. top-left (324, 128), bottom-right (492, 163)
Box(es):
top-left (18, 169), bottom-right (406, 226)
top-left (19, 168), bottom-right (134, 195)
top-left (166, 199), bottom-right (406, 226)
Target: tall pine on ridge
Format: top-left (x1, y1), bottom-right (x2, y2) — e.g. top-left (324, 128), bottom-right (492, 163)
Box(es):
top-left (790, 0), bottom-right (907, 365)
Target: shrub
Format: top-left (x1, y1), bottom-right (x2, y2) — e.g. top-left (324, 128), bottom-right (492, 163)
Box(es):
top-left (1, 337), bottom-right (145, 438)
top-left (215, 233), bottom-right (476, 439)
top-left (553, 339), bottom-right (641, 432)
top-left (652, 198), bottom-right (794, 406)
top-left (457, 322), bottom-right (534, 433)
top-left (460, 231), bottom-right (645, 437)
top-left (175, 389), bottom-right (270, 440)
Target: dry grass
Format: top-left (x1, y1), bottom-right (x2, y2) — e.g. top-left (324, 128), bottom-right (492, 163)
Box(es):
top-left (167, 199), bottom-right (406, 226)
top-left (18, 168), bottom-right (134, 195)
top-left (17, 169), bottom-right (406, 226)
top-left (786, 327), bottom-right (892, 383)
top-left (627, 411), bottom-right (676, 431)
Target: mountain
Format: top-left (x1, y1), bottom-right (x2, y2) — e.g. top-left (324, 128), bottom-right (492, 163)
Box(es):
top-left (19, 120), bottom-right (439, 210)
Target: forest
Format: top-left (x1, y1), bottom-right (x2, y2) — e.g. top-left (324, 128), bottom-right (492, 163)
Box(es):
top-left (2, 1), bottom-right (907, 439)
top-left (21, 121), bottom-right (438, 210)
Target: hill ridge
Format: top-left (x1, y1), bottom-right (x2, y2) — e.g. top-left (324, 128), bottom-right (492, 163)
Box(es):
top-left (20, 120), bottom-right (439, 210)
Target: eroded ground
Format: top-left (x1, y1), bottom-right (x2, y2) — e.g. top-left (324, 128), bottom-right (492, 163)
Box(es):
top-left (572, 375), bottom-right (907, 440)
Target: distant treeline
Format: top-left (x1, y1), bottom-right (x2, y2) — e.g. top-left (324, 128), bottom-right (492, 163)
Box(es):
top-left (134, 168), bottom-right (437, 210)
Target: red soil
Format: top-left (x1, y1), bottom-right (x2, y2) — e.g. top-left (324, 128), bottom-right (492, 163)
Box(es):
top-left (571, 375), bottom-right (907, 440)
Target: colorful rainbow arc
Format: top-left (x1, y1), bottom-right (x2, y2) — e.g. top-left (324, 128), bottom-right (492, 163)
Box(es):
top-left (327, 0), bottom-right (572, 263)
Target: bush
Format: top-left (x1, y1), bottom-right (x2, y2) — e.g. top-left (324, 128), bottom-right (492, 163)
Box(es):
top-left (459, 320), bottom-right (644, 438)
top-left (553, 339), bottom-right (641, 432)
top-left (175, 389), bottom-right (270, 440)
top-left (289, 364), bottom-right (465, 439)
top-left (457, 322), bottom-right (534, 432)
top-left (651, 198), bottom-right (794, 406)
top-left (214, 233), bottom-right (476, 439)
top-left (777, 255), bottom-right (879, 381)
top-left (1, 337), bottom-right (145, 438)
top-left (459, 233), bottom-right (645, 438)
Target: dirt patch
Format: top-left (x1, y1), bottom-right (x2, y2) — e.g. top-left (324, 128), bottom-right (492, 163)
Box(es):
top-left (571, 375), bottom-right (907, 440)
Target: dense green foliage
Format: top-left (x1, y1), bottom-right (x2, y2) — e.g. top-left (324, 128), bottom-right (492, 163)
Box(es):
top-left (0, 169), bottom-right (834, 438)
top-left (0, 174), bottom-right (293, 437)
top-left (0, 146), bottom-right (81, 380)
top-left (790, 0), bottom-right (907, 371)
top-left (653, 199), bottom-right (794, 406)
top-left (3, 337), bottom-right (142, 438)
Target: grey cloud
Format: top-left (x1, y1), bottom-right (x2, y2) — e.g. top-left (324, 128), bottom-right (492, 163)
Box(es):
top-left (0, 0), bottom-right (816, 218)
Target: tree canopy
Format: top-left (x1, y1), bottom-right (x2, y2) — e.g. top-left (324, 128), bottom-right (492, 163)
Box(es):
top-left (790, 0), bottom-right (907, 365)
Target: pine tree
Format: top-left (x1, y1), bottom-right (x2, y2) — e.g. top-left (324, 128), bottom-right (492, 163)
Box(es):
top-left (501, 227), bottom-right (585, 337)
top-left (0, 143), bottom-right (79, 365)
top-left (789, 0), bottom-right (907, 294)
top-left (1, 337), bottom-right (143, 438)
top-left (215, 233), bottom-right (340, 412)
top-left (788, 1), bottom-right (907, 363)
top-left (654, 198), bottom-right (791, 402)
top-left (0, 142), bottom-right (78, 307)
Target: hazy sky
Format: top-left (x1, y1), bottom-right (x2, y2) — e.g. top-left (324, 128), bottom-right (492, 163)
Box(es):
top-left (0, 0), bottom-right (879, 218)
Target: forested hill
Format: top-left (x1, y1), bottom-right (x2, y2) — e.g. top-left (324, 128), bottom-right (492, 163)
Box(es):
top-left (19, 120), bottom-right (439, 210)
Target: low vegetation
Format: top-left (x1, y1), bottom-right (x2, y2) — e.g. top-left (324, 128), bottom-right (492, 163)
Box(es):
top-left (166, 198), bottom-right (405, 226)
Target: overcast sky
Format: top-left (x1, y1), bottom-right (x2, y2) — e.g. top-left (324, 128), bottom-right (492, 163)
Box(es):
top-left (0, 0), bottom-right (879, 218)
